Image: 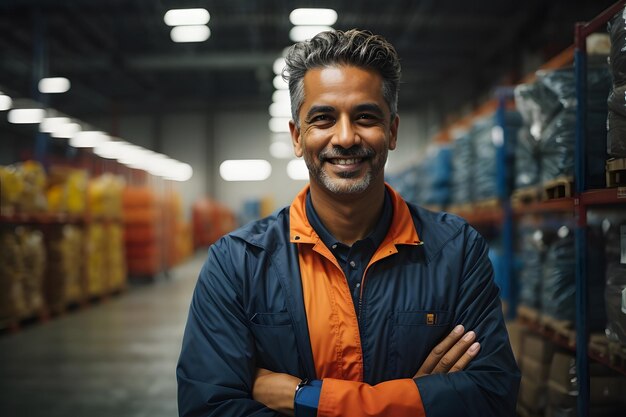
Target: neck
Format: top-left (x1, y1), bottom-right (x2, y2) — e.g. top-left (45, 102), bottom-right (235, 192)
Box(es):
top-left (309, 181), bottom-right (386, 246)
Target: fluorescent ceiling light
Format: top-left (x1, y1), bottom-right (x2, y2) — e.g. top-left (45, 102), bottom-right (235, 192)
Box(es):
top-left (38, 77), bottom-right (71, 94)
top-left (272, 89), bottom-right (290, 104)
top-left (270, 141), bottom-right (293, 159)
top-left (269, 117), bottom-right (291, 133)
top-left (289, 25), bottom-right (333, 42)
top-left (170, 25), bottom-right (210, 43)
top-left (7, 108), bottom-right (45, 124)
top-left (163, 162), bottom-right (193, 182)
top-left (164, 8), bottom-right (210, 26)
top-left (69, 131), bottom-right (109, 148)
top-left (273, 75), bottom-right (288, 90)
top-left (40, 116), bottom-right (71, 133)
top-left (273, 57), bottom-right (286, 75)
top-left (220, 159), bottom-right (271, 182)
top-left (51, 122), bottom-right (81, 138)
top-left (287, 159), bottom-right (309, 180)
top-left (0, 94), bottom-right (12, 111)
top-left (289, 8), bottom-right (337, 26)
top-left (269, 101), bottom-right (291, 118)
top-left (93, 140), bottom-right (129, 159)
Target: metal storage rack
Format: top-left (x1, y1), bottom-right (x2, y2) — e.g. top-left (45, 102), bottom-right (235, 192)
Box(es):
top-left (574, 2), bottom-right (626, 415)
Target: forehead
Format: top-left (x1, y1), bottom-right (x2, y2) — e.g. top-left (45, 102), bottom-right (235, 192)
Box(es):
top-left (301, 65), bottom-right (386, 109)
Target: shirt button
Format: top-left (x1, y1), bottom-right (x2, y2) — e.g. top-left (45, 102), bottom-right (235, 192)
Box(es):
top-left (355, 283), bottom-right (360, 289)
top-left (349, 261), bottom-right (356, 268)
top-left (331, 244), bottom-right (337, 249)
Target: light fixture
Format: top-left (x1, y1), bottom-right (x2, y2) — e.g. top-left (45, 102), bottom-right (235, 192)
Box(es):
top-left (269, 117), bottom-right (291, 133)
top-left (219, 159), bottom-right (272, 182)
top-left (51, 122), bottom-right (81, 138)
top-left (163, 162), bottom-right (193, 182)
top-left (93, 140), bottom-right (129, 159)
top-left (40, 116), bottom-right (71, 133)
top-left (289, 8), bottom-right (337, 26)
top-left (38, 77), bottom-right (71, 94)
top-left (269, 101), bottom-right (291, 118)
top-left (69, 131), bottom-right (109, 148)
top-left (287, 159), bottom-right (309, 180)
top-left (7, 108), bottom-right (45, 124)
top-left (289, 25), bottom-right (333, 42)
top-left (270, 141), bottom-right (293, 159)
top-left (170, 25), bottom-right (211, 43)
top-left (273, 57), bottom-right (286, 75)
top-left (164, 8), bottom-right (210, 26)
top-left (273, 75), bottom-right (288, 90)
top-left (0, 94), bottom-right (12, 111)
top-left (272, 89), bottom-right (290, 104)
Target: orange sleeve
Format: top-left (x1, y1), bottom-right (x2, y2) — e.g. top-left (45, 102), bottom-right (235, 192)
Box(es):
top-left (317, 378), bottom-right (426, 417)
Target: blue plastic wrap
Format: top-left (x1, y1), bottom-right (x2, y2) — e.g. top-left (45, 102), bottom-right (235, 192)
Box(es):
top-left (514, 128), bottom-right (541, 189)
top-left (602, 213), bottom-right (626, 345)
top-left (451, 132), bottom-right (474, 204)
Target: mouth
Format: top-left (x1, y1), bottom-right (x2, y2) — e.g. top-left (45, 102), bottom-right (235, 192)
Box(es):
top-left (328, 157), bottom-right (365, 166)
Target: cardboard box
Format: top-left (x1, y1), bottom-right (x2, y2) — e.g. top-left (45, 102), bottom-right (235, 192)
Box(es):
top-left (519, 375), bottom-right (548, 412)
top-left (523, 355), bottom-right (552, 382)
top-left (523, 333), bottom-right (555, 364)
top-left (548, 352), bottom-right (576, 391)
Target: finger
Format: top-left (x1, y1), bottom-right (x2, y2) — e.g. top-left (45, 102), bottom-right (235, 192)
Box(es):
top-left (431, 330), bottom-right (476, 374)
top-left (415, 325), bottom-right (465, 377)
top-left (449, 342), bottom-right (481, 372)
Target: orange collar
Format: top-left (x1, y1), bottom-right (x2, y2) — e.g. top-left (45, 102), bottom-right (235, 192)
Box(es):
top-left (289, 184), bottom-right (422, 247)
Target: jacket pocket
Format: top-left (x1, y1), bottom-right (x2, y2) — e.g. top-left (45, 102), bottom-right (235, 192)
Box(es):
top-left (388, 310), bottom-right (452, 378)
top-left (249, 312), bottom-right (300, 374)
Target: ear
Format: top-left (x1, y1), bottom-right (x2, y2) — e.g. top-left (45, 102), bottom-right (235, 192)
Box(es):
top-left (388, 115), bottom-right (399, 150)
top-left (289, 120), bottom-right (303, 157)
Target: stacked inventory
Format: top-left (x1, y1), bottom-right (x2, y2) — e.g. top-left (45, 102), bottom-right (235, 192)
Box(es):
top-left (192, 198), bottom-right (237, 249)
top-left (162, 188), bottom-right (192, 268)
top-left (124, 186), bottom-right (161, 277)
top-left (607, 9), bottom-right (626, 159)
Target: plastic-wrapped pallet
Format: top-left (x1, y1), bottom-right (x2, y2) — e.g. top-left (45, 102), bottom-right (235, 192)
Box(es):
top-left (513, 128), bottom-right (541, 189)
top-left (537, 66), bottom-right (611, 186)
top-left (17, 227), bottom-right (46, 314)
top-left (450, 132), bottom-right (474, 204)
top-left (45, 225), bottom-right (84, 311)
top-left (608, 8), bottom-right (626, 156)
top-left (472, 119), bottom-right (497, 201)
top-left (0, 230), bottom-right (26, 321)
top-left (518, 227), bottom-right (545, 310)
top-left (419, 145), bottom-right (452, 206)
top-left (602, 212), bottom-right (626, 346)
top-left (542, 224), bottom-right (606, 330)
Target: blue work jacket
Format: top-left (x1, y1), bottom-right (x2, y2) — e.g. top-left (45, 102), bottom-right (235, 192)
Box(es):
top-left (177, 186), bottom-right (520, 417)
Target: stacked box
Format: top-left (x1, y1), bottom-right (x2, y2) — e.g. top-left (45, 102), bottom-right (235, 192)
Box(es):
top-left (0, 161), bottom-right (47, 214)
top-left (45, 225), bottom-right (84, 310)
top-left (0, 227), bottom-right (46, 322)
top-left (547, 351), bottom-right (626, 416)
top-left (46, 166), bottom-right (88, 215)
top-left (88, 174), bottom-right (125, 219)
top-left (85, 223), bottom-right (106, 296)
top-left (124, 186), bottom-right (162, 276)
top-left (518, 333), bottom-right (555, 416)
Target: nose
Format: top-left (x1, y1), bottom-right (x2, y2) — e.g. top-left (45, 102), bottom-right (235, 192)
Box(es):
top-left (331, 115), bottom-right (361, 148)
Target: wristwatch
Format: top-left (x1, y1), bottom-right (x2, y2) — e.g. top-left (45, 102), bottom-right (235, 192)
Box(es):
top-left (294, 378), bottom-right (316, 417)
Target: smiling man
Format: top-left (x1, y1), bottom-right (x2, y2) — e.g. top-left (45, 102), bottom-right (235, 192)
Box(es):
top-left (177, 29), bottom-right (520, 417)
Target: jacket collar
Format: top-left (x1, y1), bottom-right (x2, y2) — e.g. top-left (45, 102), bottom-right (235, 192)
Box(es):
top-left (289, 184), bottom-right (422, 247)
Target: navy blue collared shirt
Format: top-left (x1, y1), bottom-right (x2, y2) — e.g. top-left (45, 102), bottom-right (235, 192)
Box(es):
top-left (305, 189), bottom-right (393, 316)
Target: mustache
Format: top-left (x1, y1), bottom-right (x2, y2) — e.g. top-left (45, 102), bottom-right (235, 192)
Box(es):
top-left (319, 146), bottom-right (374, 162)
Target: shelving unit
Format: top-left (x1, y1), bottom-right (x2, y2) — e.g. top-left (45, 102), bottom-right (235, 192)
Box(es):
top-left (573, 2), bottom-right (626, 415)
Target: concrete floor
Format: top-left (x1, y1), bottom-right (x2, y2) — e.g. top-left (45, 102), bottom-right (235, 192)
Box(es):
top-left (0, 250), bottom-right (206, 417)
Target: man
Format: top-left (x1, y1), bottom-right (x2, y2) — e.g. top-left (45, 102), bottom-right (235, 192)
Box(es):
top-left (177, 29), bottom-right (519, 417)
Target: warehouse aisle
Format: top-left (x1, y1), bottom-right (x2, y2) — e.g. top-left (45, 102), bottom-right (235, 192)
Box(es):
top-left (0, 250), bottom-right (207, 417)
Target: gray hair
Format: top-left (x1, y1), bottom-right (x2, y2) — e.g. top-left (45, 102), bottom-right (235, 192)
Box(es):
top-left (283, 29), bottom-right (401, 128)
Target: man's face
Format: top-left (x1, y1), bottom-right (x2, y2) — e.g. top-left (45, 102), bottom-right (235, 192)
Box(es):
top-left (289, 65), bottom-right (398, 195)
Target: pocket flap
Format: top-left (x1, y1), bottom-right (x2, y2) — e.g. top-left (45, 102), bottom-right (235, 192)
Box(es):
top-left (250, 312), bottom-right (291, 326)
top-left (394, 310), bottom-right (451, 326)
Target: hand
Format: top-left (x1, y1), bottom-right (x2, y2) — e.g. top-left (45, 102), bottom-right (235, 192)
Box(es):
top-left (413, 324), bottom-right (480, 378)
top-left (252, 368), bottom-right (301, 416)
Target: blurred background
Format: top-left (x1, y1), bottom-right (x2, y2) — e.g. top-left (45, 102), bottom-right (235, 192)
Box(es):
top-left (1, 1), bottom-right (626, 417)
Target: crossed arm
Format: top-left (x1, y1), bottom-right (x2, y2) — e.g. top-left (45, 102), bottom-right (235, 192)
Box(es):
top-left (252, 325), bottom-right (481, 416)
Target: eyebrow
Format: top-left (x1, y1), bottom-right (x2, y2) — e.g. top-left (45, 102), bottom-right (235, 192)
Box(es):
top-left (354, 103), bottom-right (385, 117)
top-left (304, 105), bottom-right (335, 121)
top-left (304, 103), bottom-right (385, 121)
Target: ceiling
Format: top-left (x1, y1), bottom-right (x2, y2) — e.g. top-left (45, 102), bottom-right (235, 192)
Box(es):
top-left (0, 0), bottom-right (618, 127)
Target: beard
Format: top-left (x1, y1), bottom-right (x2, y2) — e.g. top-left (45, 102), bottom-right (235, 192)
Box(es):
top-left (303, 145), bottom-right (387, 194)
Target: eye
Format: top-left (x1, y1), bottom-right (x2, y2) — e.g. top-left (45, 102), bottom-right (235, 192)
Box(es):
top-left (356, 113), bottom-right (380, 125)
top-left (308, 114), bottom-right (334, 125)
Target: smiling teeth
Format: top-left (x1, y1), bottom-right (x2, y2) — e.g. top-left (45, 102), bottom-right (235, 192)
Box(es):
top-left (334, 158), bottom-right (360, 165)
